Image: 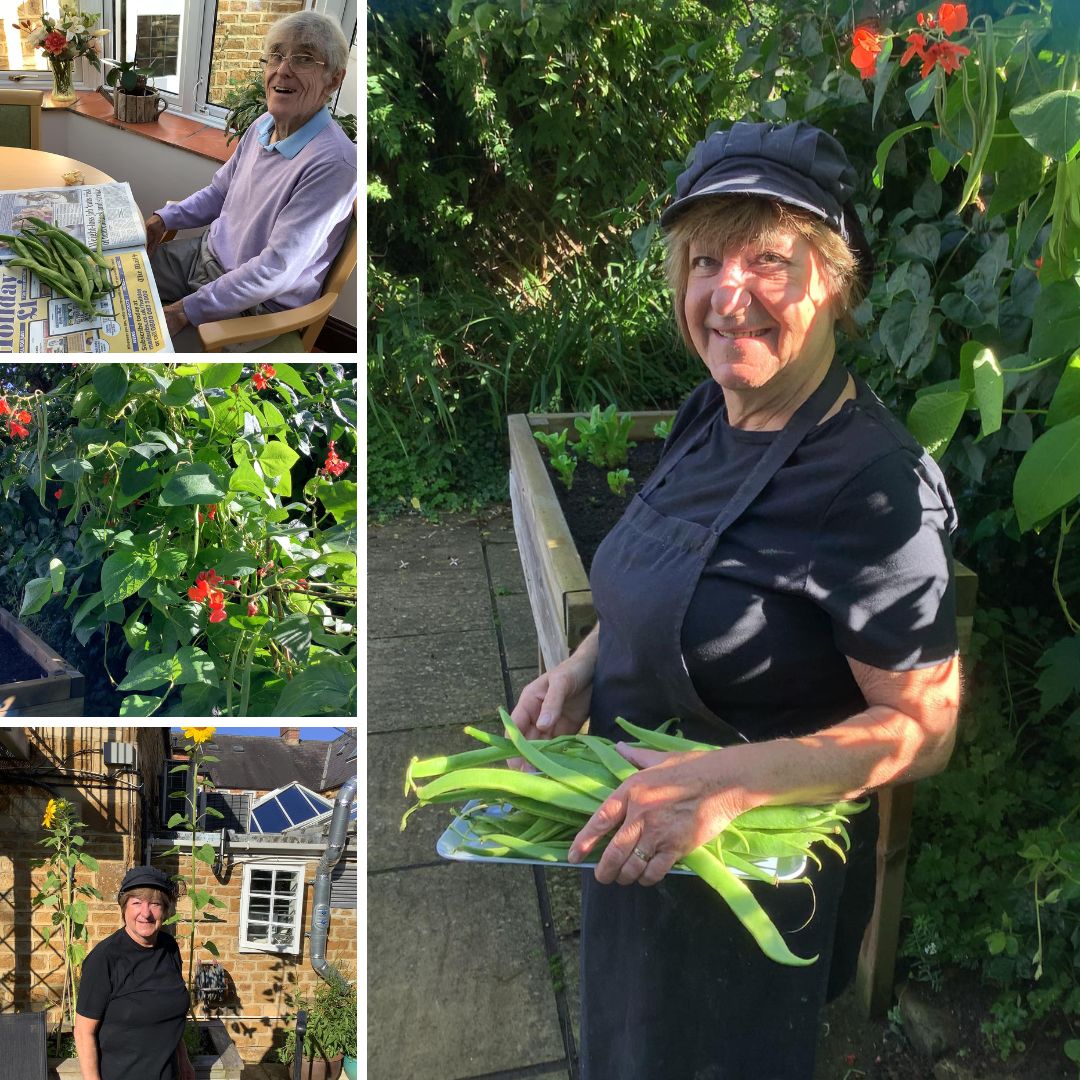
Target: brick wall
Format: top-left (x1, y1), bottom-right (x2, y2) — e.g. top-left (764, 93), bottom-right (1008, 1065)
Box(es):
top-left (152, 848), bottom-right (357, 1063)
top-left (208, 0), bottom-right (305, 105)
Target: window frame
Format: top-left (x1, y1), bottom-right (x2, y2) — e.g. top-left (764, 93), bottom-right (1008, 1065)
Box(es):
top-left (238, 860), bottom-right (305, 955)
top-left (0, 0), bottom-right (356, 130)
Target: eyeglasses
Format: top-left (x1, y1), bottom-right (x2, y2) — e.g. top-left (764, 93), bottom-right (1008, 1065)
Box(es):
top-left (260, 50), bottom-right (325, 72)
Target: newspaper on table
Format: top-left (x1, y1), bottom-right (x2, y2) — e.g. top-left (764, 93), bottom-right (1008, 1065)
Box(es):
top-left (0, 182), bottom-right (172, 353)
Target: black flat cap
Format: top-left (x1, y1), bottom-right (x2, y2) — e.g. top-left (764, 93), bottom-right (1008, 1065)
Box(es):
top-left (661, 120), bottom-right (874, 288)
top-left (117, 865), bottom-right (176, 901)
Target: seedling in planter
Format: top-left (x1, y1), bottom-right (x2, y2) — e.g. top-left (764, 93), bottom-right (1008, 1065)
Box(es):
top-left (551, 452), bottom-right (577, 490)
top-left (533, 429), bottom-right (569, 457)
top-left (653, 418), bottom-right (672, 440)
top-left (574, 405), bottom-right (636, 468)
top-left (606, 468), bottom-right (631, 497)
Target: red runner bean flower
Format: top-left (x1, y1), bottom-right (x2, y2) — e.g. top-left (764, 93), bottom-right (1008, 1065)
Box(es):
top-left (321, 440), bottom-right (350, 478)
top-left (16, 410), bottom-right (31, 424)
top-left (8, 421), bottom-right (29, 438)
top-left (0, 398), bottom-right (9, 417)
top-left (850, 27), bottom-right (883, 80)
top-left (188, 577), bottom-right (228, 622)
top-left (247, 600), bottom-right (258, 617)
top-left (54, 488), bottom-right (62, 500)
top-left (252, 373), bottom-right (268, 391)
top-left (258, 364), bottom-right (275, 378)
top-left (937, 3), bottom-right (967, 35)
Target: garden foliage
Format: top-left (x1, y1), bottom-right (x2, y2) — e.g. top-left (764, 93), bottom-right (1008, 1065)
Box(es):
top-left (370, 0), bottom-right (1080, 1055)
top-left (0, 362), bottom-right (357, 717)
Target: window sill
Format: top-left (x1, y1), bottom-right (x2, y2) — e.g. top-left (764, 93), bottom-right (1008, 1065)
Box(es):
top-left (44, 90), bottom-right (236, 165)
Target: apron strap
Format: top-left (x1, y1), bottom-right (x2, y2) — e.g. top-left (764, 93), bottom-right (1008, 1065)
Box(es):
top-left (710, 357), bottom-right (848, 537)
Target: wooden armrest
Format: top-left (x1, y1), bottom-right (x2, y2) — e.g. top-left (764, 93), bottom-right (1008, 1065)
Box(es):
top-left (196, 293), bottom-right (335, 351)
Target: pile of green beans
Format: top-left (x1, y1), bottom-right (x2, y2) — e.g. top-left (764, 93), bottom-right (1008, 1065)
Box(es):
top-left (403, 708), bottom-right (867, 967)
top-left (0, 215), bottom-right (116, 318)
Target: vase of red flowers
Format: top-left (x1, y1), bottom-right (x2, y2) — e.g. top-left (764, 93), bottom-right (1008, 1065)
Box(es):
top-left (12, 2), bottom-right (108, 104)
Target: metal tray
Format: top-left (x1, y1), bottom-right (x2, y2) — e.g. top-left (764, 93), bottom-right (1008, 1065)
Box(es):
top-left (436, 802), bottom-right (807, 881)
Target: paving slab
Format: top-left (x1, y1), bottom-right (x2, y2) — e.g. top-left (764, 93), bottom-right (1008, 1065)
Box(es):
top-left (368, 514), bottom-right (484, 573)
top-left (477, 507), bottom-right (518, 544)
top-left (495, 592), bottom-right (540, 671)
top-left (541, 868), bottom-right (582, 1054)
top-left (367, 863), bottom-right (564, 1080)
top-left (369, 723), bottom-right (504, 873)
top-left (368, 628), bottom-right (506, 733)
top-left (368, 563), bottom-right (492, 639)
top-left (484, 538), bottom-right (530, 597)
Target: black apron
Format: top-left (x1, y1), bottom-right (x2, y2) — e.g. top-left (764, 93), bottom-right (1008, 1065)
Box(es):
top-left (581, 358), bottom-right (879, 1080)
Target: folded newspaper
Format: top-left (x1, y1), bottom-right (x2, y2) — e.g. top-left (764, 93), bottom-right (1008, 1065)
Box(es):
top-left (0, 182), bottom-right (172, 353)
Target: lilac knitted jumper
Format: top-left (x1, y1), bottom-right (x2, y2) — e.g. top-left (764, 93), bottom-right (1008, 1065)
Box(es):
top-left (155, 108), bottom-right (356, 325)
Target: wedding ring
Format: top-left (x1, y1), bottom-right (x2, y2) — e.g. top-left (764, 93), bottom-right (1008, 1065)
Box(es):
top-left (631, 846), bottom-right (651, 862)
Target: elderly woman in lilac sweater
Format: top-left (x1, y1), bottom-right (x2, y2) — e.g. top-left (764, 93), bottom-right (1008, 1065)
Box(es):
top-left (144, 11), bottom-right (355, 351)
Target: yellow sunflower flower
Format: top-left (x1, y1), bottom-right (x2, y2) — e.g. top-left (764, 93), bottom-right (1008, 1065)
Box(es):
top-left (42, 798), bottom-right (59, 828)
top-left (182, 727), bottom-right (216, 745)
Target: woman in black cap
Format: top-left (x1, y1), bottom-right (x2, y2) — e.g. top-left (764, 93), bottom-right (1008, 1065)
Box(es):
top-left (511, 120), bottom-right (960, 1078)
top-left (74, 866), bottom-right (194, 1080)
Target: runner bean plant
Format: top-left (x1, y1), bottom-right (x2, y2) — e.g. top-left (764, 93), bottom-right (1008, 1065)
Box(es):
top-left (0, 363), bottom-right (357, 716)
top-left (157, 725), bottom-right (227, 1019)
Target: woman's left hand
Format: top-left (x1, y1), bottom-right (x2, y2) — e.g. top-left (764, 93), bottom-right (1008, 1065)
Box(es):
top-left (567, 743), bottom-right (745, 887)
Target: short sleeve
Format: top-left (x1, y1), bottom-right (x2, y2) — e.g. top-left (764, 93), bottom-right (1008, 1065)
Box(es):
top-left (75, 944), bottom-right (110, 1020)
top-left (807, 448), bottom-right (958, 670)
top-left (660, 380), bottom-right (723, 462)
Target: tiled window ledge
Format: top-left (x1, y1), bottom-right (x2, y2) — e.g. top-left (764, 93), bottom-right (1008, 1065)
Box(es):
top-left (44, 90), bottom-right (235, 164)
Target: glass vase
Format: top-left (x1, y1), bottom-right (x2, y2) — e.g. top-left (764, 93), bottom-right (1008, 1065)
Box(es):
top-left (49, 57), bottom-right (76, 103)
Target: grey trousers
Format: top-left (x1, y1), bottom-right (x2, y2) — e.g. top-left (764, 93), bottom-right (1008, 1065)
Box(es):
top-left (149, 229), bottom-right (274, 353)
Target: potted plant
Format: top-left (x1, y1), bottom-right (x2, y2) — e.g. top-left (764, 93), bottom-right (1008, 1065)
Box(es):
top-left (101, 57), bottom-right (166, 123)
top-left (278, 971), bottom-right (356, 1080)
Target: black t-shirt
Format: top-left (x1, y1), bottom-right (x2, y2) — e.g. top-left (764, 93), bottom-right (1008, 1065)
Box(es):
top-left (76, 927), bottom-right (189, 1080)
top-left (646, 374), bottom-right (958, 740)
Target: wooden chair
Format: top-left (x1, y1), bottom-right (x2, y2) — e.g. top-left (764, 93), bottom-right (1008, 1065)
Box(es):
top-left (0, 1011), bottom-right (48, 1079)
top-left (0, 89), bottom-right (43, 150)
top-left (855, 561), bottom-right (979, 1016)
top-left (158, 199), bottom-right (356, 353)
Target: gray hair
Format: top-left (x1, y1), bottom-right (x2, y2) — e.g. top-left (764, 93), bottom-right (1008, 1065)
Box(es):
top-left (264, 11), bottom-right (350, 76)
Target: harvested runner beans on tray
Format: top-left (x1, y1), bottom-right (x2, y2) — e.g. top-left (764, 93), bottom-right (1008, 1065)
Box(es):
top-left (403, 708), bottom-right (868, 967)
top-left (0, 214), bottom-right (117, 319)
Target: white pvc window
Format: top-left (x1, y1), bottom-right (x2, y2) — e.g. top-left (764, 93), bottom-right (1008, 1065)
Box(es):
top-left (239, 862), bottom-right (304, 954)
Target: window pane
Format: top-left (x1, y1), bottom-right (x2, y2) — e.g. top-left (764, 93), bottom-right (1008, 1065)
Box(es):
top-left (248, 896), bottom-right (271, 921)
top-left (276, 871), bottom-right (298, 896)
top-left (272, 898), bottom-right (294, 922)
top-left (278, 787), bottom-right (316, 826)
top-left (249, 869), bottom-right (273, 893)
top-left (247, 921), bottom-right (269, 942)
top-left (251, 799), bottom-right (289, 833)
top-left (206, 0), bottom-right (305, 110)
top-left (119, 0), bottom-right (183, 95)
top-left (1, 0), bottom-right (103, 73)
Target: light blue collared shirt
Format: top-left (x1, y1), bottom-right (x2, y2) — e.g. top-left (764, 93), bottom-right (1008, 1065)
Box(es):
top-left (256, 106), bottom-right (333, 158)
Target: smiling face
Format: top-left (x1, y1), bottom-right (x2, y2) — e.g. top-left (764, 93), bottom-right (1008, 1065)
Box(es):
top-left (682, 230), bottom-right (837, 394)
top-left (122, 889), bottom-right (167, 947)
top-left (262, 39), bottom-right (345, 138)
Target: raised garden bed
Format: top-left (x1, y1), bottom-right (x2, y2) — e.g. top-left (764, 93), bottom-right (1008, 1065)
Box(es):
top-left (0, 606), bottom-right (84, 717)
top-left (508, 409), bottom-right (978, 1019)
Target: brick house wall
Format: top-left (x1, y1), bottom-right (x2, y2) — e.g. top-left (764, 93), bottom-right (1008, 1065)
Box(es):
top-left (208, 0), bottom-right (306, 103)
top-left (151, 839), bottom-right (357, 1063)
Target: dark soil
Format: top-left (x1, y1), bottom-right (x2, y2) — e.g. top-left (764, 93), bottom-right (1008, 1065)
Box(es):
top-left (0, 623), bottom-right (47, 684)
top-left (539, 434), bottom-right (1079, 1079)
top-left (816, 969), bottom-right (1077, 1079)
top-left (541, 439), bottom-right (665, 572)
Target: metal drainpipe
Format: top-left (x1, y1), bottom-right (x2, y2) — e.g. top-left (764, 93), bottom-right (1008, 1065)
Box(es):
top-left (308, 775), bottom-right (357, 984)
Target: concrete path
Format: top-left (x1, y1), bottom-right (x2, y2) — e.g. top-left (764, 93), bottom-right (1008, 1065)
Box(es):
top-left (368, 509), bottom-right (579, 1080)
top-left (367, 508), bottom-right (882, 1080)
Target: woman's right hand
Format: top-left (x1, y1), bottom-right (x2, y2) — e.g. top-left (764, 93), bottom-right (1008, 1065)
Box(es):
top-left (145, 213), bottom-right (166, 257)
top-left (509, 627), bottom-right (598, 764)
